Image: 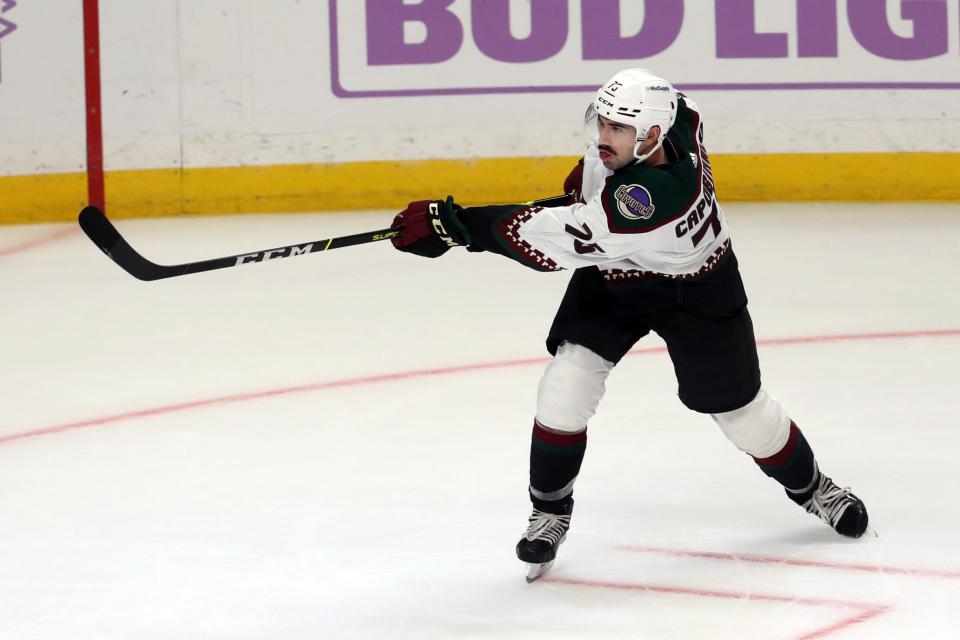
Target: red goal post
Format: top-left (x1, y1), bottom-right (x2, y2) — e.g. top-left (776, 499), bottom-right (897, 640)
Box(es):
top-left (82, 0), bottom-right (104, 211)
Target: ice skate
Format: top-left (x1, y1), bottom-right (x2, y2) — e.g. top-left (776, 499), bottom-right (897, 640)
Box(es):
top-left (516, 501), bottom-right (572, 582)
top-left (790, 472), bottom-right (869, 538)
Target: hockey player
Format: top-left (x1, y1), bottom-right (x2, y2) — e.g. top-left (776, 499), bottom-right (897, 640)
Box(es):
top-left (390, 69), bottom-right (869, 582)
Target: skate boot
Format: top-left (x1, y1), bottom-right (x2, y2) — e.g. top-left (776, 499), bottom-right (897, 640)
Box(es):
top-left (789, 472), bottom-right (868, 538)
top-left (516, 500), bottom-right (572, 583)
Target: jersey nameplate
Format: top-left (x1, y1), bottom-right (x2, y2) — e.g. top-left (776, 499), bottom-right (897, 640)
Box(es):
top-left (675, 125), bottom-right (722, 248)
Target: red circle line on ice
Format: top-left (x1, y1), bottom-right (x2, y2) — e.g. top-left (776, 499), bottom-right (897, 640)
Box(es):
top-left (2, 328), bottom-right (958, 447)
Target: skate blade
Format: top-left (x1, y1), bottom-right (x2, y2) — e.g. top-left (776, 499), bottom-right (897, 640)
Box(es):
top-left (525, 561), bottom-right (554, 583)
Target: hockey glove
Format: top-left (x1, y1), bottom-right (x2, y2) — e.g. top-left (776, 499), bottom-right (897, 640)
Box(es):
top-left (391, 196), bottom-right (472, 258)
top-left (563, 159), bottom-right (584, 205)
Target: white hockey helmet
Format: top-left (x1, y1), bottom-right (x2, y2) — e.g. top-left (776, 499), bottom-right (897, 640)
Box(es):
top-left (594, 68), bottom-right (678, 163)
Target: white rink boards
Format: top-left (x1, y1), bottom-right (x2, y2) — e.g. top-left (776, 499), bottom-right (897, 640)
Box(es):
top-left (1, 203), bottom-right (959, 639)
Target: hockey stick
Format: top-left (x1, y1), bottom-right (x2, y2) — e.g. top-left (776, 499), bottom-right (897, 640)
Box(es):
top-left (78, 194), bottom-right (571, 281)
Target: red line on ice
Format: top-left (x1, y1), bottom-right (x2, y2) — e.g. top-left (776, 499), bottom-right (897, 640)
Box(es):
top-left (620, 545), bottom-right (960, 580)
top-left (0, 227), bottom-right (75, 258)
top-left (544, 577), bottom-right (892, 640)
top-left (0, 353), bottom-right (560, 446)
top-left (797, 607), bottom-right (891, 640)
top-left (3, 328), bottom-right (959, 447)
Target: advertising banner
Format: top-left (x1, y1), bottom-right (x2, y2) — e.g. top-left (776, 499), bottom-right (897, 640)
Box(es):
top-left (333, 0), bottom-right (960, 97)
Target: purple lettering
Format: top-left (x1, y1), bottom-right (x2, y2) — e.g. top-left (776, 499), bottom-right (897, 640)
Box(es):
top-left (716, 0), bottom-right (789, 58)
top-left (582, 0), bottom-right (683, 60)
top-left (366, 0), bottom-right (463, 65)
top-left (472, 0), bottom-right (568, 63)
top-left (797, 0), bottom-right (838, 57)
top-left (0, 16), bottom-right (15, 40)
top-left (848, 0), bottom-right (948, 60)
top-left (0, 0), bottom-right (16, 42)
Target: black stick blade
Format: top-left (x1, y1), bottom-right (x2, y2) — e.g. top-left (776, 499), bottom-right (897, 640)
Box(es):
top-left (78, 206), bottom-right (168, 281)
top-left (78, 206), bottom-right (121, 258)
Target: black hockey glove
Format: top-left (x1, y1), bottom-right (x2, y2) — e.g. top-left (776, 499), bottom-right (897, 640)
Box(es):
top-left (391, 196), bottom-right (473, 258)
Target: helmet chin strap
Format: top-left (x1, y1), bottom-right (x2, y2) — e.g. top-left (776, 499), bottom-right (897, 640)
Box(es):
top-left (632, 135), bottom-right (665, 164)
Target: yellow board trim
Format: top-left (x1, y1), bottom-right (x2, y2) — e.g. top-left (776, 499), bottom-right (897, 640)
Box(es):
top-left (2, 153), bottom-right (958, 225)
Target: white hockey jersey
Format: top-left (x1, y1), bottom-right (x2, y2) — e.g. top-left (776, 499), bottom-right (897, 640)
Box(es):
top-left (500, 96), bottom-right (730, 280)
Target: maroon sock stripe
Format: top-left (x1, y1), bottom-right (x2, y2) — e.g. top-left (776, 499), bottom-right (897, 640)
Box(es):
top-left (751, 421), bottom-right (818, 493)
top-left (533, 420), bottom-right (587, 447)
top-left (754, 422), bottom-right (800, 467)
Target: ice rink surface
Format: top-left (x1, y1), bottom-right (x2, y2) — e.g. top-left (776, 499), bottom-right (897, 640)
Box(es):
top-left (1, 202), bottom-right (959, 639)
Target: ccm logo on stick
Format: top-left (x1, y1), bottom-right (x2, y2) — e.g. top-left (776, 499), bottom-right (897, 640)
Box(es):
top-left (236, 245), bottom-right (314, 265)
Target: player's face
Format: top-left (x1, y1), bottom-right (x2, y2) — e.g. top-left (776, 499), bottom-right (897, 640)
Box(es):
top-left (597, 116), bottom-right (638, 170)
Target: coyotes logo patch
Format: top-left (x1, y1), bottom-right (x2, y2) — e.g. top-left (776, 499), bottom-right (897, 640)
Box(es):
top-left (614, 184), bottom-right (656, 221)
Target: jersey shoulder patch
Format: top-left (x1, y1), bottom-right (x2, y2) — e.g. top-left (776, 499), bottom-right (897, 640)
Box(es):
top-left (611, 183), bottom-right (657, 221)
top-left (600, 165), bottom-right (693, 234)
